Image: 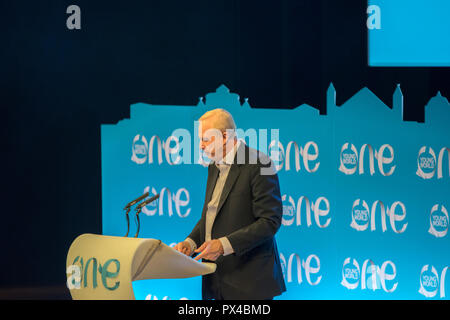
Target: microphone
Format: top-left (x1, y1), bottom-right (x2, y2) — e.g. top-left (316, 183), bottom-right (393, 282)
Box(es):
top-left (123, 191), bottom-right (150, 210)
top-left (136, 194), bottom-right (160, 209)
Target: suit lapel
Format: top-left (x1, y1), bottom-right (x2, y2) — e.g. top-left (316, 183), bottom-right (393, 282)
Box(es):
top-left (216, 163), bottom-right (241, 216)
top-left (216, 142), bottom-right (248, 216)
top-left (204, 164), bottom-right (219, 208)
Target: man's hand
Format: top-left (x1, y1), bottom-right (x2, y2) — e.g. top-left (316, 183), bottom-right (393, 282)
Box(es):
top-left (194, 239), bottom-right (224, 261)
top-left (174, 241), bottom-right (193, 256)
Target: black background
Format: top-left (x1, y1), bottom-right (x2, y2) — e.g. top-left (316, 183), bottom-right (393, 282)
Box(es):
top-left (0, 0), bottom-right (448, 298)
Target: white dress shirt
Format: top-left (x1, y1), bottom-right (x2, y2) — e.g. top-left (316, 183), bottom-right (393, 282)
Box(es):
top-left (186, 139), bottom-right (243, 256)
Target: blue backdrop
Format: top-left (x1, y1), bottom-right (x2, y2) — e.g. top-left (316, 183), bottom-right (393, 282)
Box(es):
top-left (101, 84), bottom-right (449, 300)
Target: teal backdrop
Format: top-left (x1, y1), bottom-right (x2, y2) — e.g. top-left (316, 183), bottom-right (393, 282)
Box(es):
top-left (101, 84), bottom-right (449, 300)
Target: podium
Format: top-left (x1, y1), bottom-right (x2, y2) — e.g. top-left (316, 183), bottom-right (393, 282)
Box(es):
top-left (66, 234), bottom-right (216, 300)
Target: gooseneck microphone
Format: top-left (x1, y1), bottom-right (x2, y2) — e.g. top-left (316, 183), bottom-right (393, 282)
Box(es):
top-left (123, 192), bottom-right (150, 210)
top-left (136, 194), bottom-right (160, 209)
top-left (123, 191), bottom-right (150, 237)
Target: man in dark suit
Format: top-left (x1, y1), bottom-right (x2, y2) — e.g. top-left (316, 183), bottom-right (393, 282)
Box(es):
top-left (174, 108), bottom-right (286, 300)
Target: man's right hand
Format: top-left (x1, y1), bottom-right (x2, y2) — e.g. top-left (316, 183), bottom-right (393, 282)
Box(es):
top-left (174, 241), bottom-right (193, 256)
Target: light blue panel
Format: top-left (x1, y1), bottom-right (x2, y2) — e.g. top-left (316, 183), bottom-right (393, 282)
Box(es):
top-left (368, 0), bottom-right (450, 66)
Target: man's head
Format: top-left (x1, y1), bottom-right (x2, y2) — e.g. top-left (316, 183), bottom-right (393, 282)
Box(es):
top-left (198, 108), bottom-right (237, 162)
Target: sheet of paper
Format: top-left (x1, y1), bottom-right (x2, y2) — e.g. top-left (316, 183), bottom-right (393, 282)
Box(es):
top-left (131, 239), bottom-right (216, 281)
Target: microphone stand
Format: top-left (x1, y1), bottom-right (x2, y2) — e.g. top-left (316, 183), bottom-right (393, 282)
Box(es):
top-left (123, 191), bottom-right (150, 237)
top-left (127, 193), bottom-right (159, 238)
top-left (134, 205), bottom-right (144, 238)
top-left (124, 207), bottom-right (131, 237)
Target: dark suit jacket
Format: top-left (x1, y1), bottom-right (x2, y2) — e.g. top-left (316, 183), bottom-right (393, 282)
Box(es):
top-left (188, 142), bottom-right (286, 300)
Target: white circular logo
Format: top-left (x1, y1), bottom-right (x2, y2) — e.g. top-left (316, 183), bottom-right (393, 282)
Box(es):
top-left (428, 204), bottom-right (449, 238)
top-left (341, 258), bottom-right (360, 289)
top-left (350, 199), bottom-right (370, 231)
top-left (339, 143), bottom-right (358, 175)
top-left (416, 146), bottom-right (436, 179)
top-left (131, 134), bottom-right (148, 164)
top-left (419, 265), bottom-right (439, 298)
top-left (282, 195), bottom-right (296, 226)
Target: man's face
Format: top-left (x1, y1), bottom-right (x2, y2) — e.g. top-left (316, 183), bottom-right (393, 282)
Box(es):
top-left (198, 120), bottom-right (227, 161)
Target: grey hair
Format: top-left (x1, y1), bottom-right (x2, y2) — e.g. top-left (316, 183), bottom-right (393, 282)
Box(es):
top-left (198, 108), bottom-right (236, 133)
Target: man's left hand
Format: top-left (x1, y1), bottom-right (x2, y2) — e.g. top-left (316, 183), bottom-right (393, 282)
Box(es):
top-left (194, 239), bottom-right (224, 261)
